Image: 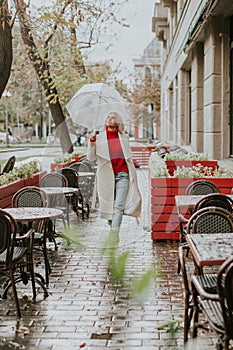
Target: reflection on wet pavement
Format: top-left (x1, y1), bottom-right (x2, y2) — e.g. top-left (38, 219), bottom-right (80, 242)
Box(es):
top-left (0, 169), bottom-right (219, 349)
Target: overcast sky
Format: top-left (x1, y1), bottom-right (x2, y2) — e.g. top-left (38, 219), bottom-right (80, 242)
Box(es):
top-left (32, 0), bottom-right (157, 82)
top-left (87, 0), bottom-right (156, 82)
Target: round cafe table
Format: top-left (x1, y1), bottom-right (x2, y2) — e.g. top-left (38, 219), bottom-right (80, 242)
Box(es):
top-left (2, 207), bottom-right (64, 295)
top-left (3, 207), bottom-right (64, 222)
top-left (41, 186), bottom-right (83, 224)
top-left (41, 187), bottom-right (80, 196)
top-left (77, 171), bottom-right (96, 177)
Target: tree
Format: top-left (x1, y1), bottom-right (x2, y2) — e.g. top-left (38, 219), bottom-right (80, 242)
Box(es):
top-left (0, 0), bottom-right (13, 95)
top-left (14, 0), bottom-right (73, 152)
top-left (1, 0), bottom-right (129, 152)
top-left (130, 79), bottom-right (161, 139)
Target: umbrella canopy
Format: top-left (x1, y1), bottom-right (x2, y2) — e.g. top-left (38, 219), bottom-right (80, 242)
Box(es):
top-left (66, 83), bottom-right (130, 130)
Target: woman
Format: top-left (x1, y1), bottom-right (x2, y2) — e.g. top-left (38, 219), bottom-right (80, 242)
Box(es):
top-left (87, 111), bottom-right (141, 232)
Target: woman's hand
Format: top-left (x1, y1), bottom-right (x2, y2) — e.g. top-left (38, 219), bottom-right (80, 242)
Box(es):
top-left (89, 131), bottom-right (97, 142)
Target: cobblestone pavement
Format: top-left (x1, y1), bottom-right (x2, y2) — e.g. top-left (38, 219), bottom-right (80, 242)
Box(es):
top-left (0, 169), bottom-right (223, 349)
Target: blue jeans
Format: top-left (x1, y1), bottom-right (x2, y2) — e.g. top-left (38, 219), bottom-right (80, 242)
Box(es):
top-left (111, 172), bottom-right (129, 230)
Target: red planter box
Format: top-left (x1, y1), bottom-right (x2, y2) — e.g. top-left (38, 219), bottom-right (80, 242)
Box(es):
top-left (23, 171), bottom-right (47, 187)
top-left (0, 179), bottom-right (23, 208)
top-left (0, 172), bottom-right (47, 209)
top-left (150, 176), bottom-right (233, 242)
top-left (50, 161), bottom-right (76, 172)
top-left (72, 155), bottom-right (86, 162)
top-left (165, 160), bottom-right (218, 176)
top-left (131, 146), bottom-right (156, 167)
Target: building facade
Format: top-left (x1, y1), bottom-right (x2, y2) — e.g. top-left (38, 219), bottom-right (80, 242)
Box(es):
top-left (132, 38), bottom-right (162, 139)
top-left (153, 0), bottom-right (233, 159)
top-left (133, 38), bottom-right (161, 85)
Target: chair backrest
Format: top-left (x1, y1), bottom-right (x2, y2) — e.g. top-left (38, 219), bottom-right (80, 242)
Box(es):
top-left (1, 156), bottom-right (16, 174)
top-left (155, 146), bottom-right (170, 158)
top-left (12, 186), bottom-right (48, 208)
top-left (58, 168), bottom-right (79, 188)
top-left (186, 207), bottom-right (233, 235)
top-left (0, 209), bottom-right (16, 259)
top-left (217, 257), bottom-right (233, 340)
top-left (70, 162), bottom-right (89, 173)
top-left (40, 172), bottom-right (68, 187)
top-left (194, 193), bottom-right (233, 213)
top-left (80, 159), bottom-right (96, 172)
top-left (186, 180), bottom-right (220, 195)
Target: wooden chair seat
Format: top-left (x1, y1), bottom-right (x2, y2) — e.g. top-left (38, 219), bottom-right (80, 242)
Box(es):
top-left (191, 257), bottom-right (233, 349)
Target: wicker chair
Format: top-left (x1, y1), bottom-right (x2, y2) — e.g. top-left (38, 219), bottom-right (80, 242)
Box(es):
top-left (58, 168), bottom-right (90, 219)
top-left (0, 209), bottom-right (36, 319)
top-left (193, 193), bottom-right (233, 213)
top-left (191, 256), bottom-right (233, 350)
top-left (0, 155), bottom-right (16, 175)
top-left (40, 172), bottom-right (68, 187)
top-left (70, 161), bottom-right (89, 173)
top-left (179, 207), bottom-right (233, 343)
top-left (71, 160), bottom-right (96, 206)
top-left (12, 186), bottom-right (52, 285)
top-left (79, 158), bottom-right (96, 172)
top-left (186, 180), bottom-right (220, 195)
top-left (179, 180), bottom-right (221, 242)
top-left (40, 172), bottom-right (69, 229)
top-left (186, 206), bottom-right (233, 237)
top-left (179, 193), bottom-right (233, 242)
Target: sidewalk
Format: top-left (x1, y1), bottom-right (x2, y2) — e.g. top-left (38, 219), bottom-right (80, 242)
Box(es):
top-left (0, 168), bottom-right (224, 349)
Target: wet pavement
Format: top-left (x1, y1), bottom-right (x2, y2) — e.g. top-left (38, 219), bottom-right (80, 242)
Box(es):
top-left (0, 167), bottom-right (226, 349)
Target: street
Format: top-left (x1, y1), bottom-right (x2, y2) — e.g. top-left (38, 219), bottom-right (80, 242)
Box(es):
top-left (0, 144), bottom-right (66, 172)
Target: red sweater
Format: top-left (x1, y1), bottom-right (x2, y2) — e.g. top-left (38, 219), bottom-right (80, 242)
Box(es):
top-left (106, 128), bottom-right (128, 175)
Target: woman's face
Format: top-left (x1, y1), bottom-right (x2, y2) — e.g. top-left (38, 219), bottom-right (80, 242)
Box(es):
top-left (105, 113), bottom-right (117, 129)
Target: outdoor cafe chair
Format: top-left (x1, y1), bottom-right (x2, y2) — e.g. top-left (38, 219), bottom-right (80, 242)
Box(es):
top-left (0, 208), bottom-right (36, 320)
top-left (193, 193), bottom-right (233, 213)
top-left (12, 186), bottom-right (52, 285)
top-left (0, 155), bottom-right (16, 175)
top-left (79, 157), bottom-right (96, 172)
top-left (178, 207), bottom-right (233, 343)
top-left (179, 193), bottom-right (233, 242)
top-left (70, 161), bottom-right (89, 173)
top-left (186, 179), bottom-right (220, 195)
top-left (40, 172), bottom-right (69, 231)
top-left (70, 160), bottom-right (96, 206)
top-left (191, 256), bottom-right (233, 350)
top-left (58, 167), bottom-right (90, 220)
top-left (179, 180), bottom-right (221, 242)
top-left (39, 172), bottom-right (68, 188)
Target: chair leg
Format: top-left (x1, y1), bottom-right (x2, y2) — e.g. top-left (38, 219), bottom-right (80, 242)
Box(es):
top-left (28, 239), bottom-right (37, 300)
top-left (9, 269), bottom-right (22, 319)
top-left (42, 233), bottom-right (51, 286)
top-left (184, 291), bottom-right (193, 342)
top-left (191, 281), bottom-right (199, 338)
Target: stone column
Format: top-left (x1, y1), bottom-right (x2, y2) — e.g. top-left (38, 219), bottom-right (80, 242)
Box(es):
top-left (203, 17), bottom-right (223, 159)
top-left (191, 42), bottom-right (204, 152)
top-left (176, 69), bottom-right (187, 145)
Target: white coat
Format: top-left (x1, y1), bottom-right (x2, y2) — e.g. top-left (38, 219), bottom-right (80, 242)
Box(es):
top-left (87, 131), bottom-right (141, 220)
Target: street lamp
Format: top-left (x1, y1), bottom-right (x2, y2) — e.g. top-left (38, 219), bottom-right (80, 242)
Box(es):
top-left (2, 90), bottom-right (12, 147)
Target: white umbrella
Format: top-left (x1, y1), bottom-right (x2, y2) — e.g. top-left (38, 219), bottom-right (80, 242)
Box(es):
top-left (66, 83), bottom-right (130, 130)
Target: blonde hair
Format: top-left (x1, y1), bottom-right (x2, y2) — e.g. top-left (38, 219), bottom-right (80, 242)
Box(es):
top-left (105, 111), bottom-right (125, 133)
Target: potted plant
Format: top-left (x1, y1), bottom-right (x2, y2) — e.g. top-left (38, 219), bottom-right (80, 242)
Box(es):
top-left (164, 152), bottom-right (218, 176)
top-left (0, 160), bottom-right (46, 208)
top-left (71, 151), bottom-right (86, 162)
top-left (149, 152), bottom-right (233, 242)
top-left (50, 153), bottom-right (75, 171)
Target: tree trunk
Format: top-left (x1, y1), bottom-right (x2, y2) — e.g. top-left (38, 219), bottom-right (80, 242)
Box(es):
top-left (0, 0), bottom-right (13, 97)
top-left (14, 0), bottom-right (73, 153)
